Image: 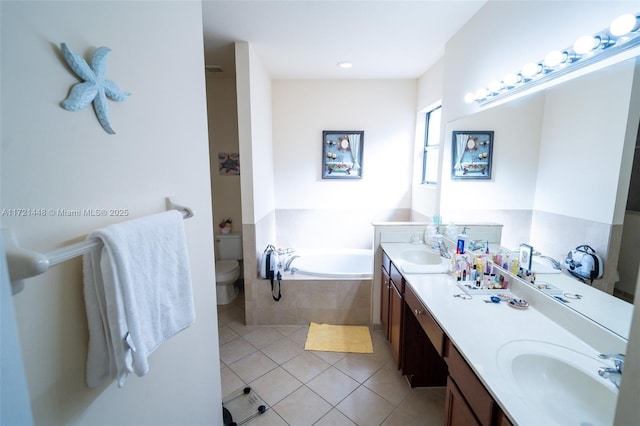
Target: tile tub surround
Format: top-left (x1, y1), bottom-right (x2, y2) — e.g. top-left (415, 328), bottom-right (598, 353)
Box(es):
top-left (218, 294), bottom-right (446, 425)
top-left (253, 278), bottom-right (371, 326)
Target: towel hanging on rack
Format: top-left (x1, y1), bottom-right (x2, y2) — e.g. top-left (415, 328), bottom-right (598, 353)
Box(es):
top-left (83, 210), bottom-right (195, 388)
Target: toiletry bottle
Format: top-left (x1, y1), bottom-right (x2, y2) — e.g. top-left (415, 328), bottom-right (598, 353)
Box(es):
top-left (470, 265), bottom-right (477, 282)
top-left (456, 227), bottom-right (469, 254)
top-left (510, 258), bottom-right (519, 275)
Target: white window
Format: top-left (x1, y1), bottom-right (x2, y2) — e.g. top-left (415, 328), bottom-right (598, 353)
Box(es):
top-left (422, 106), bottom-right (441, 184)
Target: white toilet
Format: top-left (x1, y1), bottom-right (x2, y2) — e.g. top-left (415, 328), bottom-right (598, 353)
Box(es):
top-left (215, 233), bottom-right (242, 305)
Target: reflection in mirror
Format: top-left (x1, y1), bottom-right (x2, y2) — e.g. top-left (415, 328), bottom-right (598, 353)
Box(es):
top-left (440, 56), bottom-right (640, 339)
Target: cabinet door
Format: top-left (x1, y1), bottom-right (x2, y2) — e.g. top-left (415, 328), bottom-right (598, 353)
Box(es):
top-left (380, 267), bottom-right (391, 339)
top-left (444, 340), bottom-right (497, 426)
top-left (401, 298), bottom-right (448, 387)
top-left (445, 376), bottom-right (481, 426)
top-left (389, 279), bottom-right (403, 369)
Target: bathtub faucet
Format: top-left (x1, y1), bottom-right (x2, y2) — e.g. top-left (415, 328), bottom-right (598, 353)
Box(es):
top-left (284, 255), bottom-right (300, 272)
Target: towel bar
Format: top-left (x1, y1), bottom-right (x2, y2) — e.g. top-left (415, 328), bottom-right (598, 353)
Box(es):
top-left (2, 197), bottom-right (194, 295)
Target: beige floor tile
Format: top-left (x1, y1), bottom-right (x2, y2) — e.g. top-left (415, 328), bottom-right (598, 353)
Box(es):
top-left (218, 325), bottom-right (241, 345)
top-left (366, 332), bottom-right (394, 365)
top-left (220, 366), bottom-right (245, 399)
top-left (334, 353), bottom-right (385, 383)
top-left (310, 349), bottom-right (347, 365)
top-left (244, 408), bottom-right (288, 426)
top-left (314, 408), bottom-right (357, 426)
top-left (243, 327), bottom-right (286, 349)
top-left (288, 325), bottom-right (311, 346)
top-left (227, 321), bottom-right (260, 337)
top-left (274, 325), bottom-right (303, 336)
top-left (249, 367), bottom-right (302, 406)
top-left (306, 367), bottom-right (360, 406)
top-left (336, 385), bottom-right (395, 425)
top-left (229, 351), bottom-right (278, 384)
top-left (261, 337), bottom-right (305, 365)
top-left (219, 338), bottom-right (257, 365)
top-left (383, 387), bottom-right (446, 426)
top-left (273, 386), bottom-right (332, 426)
top-left (364, 363), bottom-right (411, 406)
top-left (282, 351), bottom-right (330, 383)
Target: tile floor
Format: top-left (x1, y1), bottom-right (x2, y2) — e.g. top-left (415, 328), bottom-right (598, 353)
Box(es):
top-left (218, 293), bottom-right (446, 425)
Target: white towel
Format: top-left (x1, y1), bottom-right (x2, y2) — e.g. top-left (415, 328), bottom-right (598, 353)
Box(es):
top-left (83, 210), bottom-right (195, 388)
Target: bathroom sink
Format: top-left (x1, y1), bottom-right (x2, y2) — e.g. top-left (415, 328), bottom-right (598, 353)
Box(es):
top-left (496, 340), bottom-right (618, 425)
top-left (399, 249), bottom-right (448, 274)
top-left (401, 249), bottom-right (443, 265)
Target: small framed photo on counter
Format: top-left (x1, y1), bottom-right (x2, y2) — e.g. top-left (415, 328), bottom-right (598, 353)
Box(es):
top-left (519, 244), bottom-right (533, 274)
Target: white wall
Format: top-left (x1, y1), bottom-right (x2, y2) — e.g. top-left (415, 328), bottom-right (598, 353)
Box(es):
top-left (236, 42), bottom-right (275, 226)
top-left (272, 79), bottom-right (416, 209)
top-left (271, 79), bottom-right (416, 248)
top-left (1, 2), bottom-right (221, 424)
top-left (273, 80), bottom-right (416, 248)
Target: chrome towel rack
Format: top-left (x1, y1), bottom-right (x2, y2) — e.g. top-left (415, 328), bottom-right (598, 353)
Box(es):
top-left (3, 197), bottom-right (194, 295)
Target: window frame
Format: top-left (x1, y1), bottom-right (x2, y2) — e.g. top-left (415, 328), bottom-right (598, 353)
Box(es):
top-left (421, 105), bottom-right (442, 185)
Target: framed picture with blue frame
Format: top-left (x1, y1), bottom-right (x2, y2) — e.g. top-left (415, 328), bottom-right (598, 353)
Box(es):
top-left (451, 130), bottom-right (494, 180)
top-left (322, 130), bottom-right (364, 179)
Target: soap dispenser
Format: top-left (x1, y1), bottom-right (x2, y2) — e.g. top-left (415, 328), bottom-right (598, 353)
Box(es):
top-left (456, 227), bottom-right (469, 254)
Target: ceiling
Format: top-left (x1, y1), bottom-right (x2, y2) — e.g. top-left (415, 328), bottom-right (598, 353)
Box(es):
top-left (201, 0), bottom-right (487, 79)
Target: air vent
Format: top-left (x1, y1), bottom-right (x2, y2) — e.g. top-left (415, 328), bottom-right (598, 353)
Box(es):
top-left (205, 65), bottom-right (224, 73)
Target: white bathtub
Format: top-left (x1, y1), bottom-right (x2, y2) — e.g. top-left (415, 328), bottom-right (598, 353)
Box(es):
top-left (287, 249), bottom-right (373, 279)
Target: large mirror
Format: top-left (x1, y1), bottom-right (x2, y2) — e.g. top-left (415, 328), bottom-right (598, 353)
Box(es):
top-left (440, 56), bottom-right (640, 339)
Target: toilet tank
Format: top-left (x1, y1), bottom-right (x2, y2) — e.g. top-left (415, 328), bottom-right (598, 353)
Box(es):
top-left (216, 233), bottom-right (243, 260)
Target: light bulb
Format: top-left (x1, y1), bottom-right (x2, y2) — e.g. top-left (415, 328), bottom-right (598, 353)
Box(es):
top-left (610, 13), bottom-right (638, 37)
top-left (464, 92), bottom-right (476, 103)
top-left (573, 35), bottom-right (598, 54)
top-left (488, 80), bottom-right (502, 93)
top-left (521, 62), bottom-right (541, 78)
top-left (503, 73), bottom-right (520, 87)
top-left (544, 50), bottom-right (565, 68)
top-left (337, 61), bottom-right (353, 69)
top-left (475, 88), bottom-right (488, 100)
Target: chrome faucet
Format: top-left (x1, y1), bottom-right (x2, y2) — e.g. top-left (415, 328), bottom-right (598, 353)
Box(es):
top-left (598, 353), bottom-right (625, 388)
top-left (437, 238), bottom-right (451, 259)
top-left (283, 255), bottom-right (299, 272)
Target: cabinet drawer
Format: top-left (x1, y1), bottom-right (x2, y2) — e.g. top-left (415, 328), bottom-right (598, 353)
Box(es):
top-left (382, 250), bottom-right (391, 274)
top-left (445, 340), bottom-right (496, 426)
top-left (389, 262), bottom-right (404, 293)
top-left (404, 284), bottom-right (445, 356)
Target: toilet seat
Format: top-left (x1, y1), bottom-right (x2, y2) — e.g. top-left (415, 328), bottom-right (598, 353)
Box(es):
top-left (216, 260), bottom-right (239, 282)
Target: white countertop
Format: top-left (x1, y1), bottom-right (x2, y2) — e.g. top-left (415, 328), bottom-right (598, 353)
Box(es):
top-left (381, 242), bottom-right (625, 426)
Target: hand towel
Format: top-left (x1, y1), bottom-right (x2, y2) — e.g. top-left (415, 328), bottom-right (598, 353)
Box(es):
top-left (83, 210), bottom-right (195, 388)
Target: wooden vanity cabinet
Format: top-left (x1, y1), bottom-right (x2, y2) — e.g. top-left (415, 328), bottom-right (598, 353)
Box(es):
top-left (444, 340), bottom-right (512, 426)
top-left (402, 284), bottom-right (448, 387)
top-left (380, 250), bottom-right (404, 369)
top-left (388, 261), bottom-right (404, 369)
top-left (445, 376), bottom-right (480, 426)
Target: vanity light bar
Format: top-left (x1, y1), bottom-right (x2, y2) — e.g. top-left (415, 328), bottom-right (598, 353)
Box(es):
top-left (465, 12), bottom-right (640, 105)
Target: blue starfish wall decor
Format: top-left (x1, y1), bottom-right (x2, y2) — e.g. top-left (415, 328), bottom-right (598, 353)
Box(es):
top-left (60, 43), bottom-right (131, 134)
